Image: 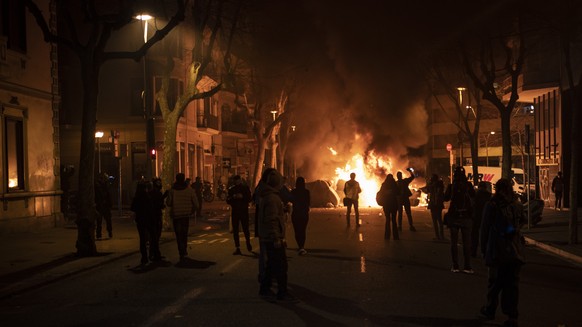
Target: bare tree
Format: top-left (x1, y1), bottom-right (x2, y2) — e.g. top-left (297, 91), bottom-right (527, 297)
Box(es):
top-left (462, 19), bottom-right (526, 180)
top-left (25, 0), bottom-right (185, 256)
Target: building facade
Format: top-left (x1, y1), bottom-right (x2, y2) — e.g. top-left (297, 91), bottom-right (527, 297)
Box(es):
top-left (0, 0), bottom-right (62, 233)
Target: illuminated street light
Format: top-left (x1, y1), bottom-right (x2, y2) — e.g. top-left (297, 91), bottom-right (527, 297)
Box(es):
top-left (457, 87), bottom-right (466, 106)
top-left (95, 131), bottom-right (104, 173)
top-left (270, 110), bottom-right (277, 121)
top-left (485, 131), bottom-right (495, 167)
top-left (136, 13), bottom-right (154, 179)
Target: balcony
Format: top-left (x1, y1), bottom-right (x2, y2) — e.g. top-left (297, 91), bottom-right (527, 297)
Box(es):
top-left (197, 114), bottom-right (219, 134)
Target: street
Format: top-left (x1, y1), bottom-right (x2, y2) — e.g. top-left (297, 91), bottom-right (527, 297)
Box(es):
top-left (1, 206), bottom-right (580, 327)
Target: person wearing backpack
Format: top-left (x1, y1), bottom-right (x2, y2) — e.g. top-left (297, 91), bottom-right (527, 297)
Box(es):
top-left (551, 171), bottom-right (564, 210)
top-left (378, 174), bottom-right (401, 240)
top-left (479, 178), bottom-right (525, 327)
top-left (444, 166), bottom-right (475, 273)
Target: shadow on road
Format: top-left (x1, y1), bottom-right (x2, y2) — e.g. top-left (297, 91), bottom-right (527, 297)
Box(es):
top-left (174, 257), bottom-right (216, 269)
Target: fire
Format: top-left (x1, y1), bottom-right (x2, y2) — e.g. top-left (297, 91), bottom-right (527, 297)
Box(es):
top-left (333, 151), bottom-right (393, 207)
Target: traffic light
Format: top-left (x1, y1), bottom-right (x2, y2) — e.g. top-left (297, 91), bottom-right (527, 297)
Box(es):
top-left (150, 148), bottom-right (156, 160)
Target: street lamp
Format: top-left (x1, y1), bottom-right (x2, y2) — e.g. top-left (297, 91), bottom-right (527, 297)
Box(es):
top-left (485, 131), bottom-right (495, 167)
top-left (270, 110), bottom-right (277, 121)
top-left (136, 13), bottom-right (154, 179)
top-left (95, 131), bottom-right (104, 173)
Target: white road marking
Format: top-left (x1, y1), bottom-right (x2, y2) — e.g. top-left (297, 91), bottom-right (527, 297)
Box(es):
top-left (141, 288), bottom-right (203, 327)
top-left (360, 256), bottom-right (367, 273)
top-left (359, 233), bottom-right (363, 242)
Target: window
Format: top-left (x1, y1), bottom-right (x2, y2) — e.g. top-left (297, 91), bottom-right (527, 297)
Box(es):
top-left (4, 115), bottom-right (25, 191)
top-left (0, 0), bottom-right (27, 54)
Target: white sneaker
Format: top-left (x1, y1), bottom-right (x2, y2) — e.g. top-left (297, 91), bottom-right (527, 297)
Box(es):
top-left (298, 249), bottom-right (307, 256)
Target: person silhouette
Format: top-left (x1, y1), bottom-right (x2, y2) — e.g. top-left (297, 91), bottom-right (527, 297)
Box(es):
top-left (343, 172), bottom-right (362, 227)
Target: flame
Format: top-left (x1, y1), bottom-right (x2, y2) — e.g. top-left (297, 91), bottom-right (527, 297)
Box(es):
top-left (333, 151), bottom-right (392, 207)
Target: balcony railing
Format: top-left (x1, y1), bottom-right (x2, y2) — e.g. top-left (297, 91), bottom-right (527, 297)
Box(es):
top-left (197, 115), bottom-right (219, 130)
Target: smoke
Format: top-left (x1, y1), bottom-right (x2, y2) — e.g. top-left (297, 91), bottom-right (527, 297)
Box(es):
top-left (255, 1), bottom-right (435, 181)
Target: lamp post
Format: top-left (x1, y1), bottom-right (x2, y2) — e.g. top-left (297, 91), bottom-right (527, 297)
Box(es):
top-left (136, 13), bottom-right (153, 180)
top-left (95, 131), bottom-right (104, 174)
top-left (485, 131), bottom-right (495, 166)
top-left (270, 110), bottom-right (277, 121)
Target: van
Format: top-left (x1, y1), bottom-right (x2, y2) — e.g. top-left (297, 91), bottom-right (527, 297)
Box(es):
top-left (463, 166), bottom-right (525, 194)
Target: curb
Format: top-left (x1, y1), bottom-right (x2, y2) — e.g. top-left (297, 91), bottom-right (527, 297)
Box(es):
top-left (523, 236), bottom-right (582, 266)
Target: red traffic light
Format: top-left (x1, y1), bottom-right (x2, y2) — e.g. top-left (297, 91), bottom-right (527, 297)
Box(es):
top-left (150, 148), bottom-right (156, 159)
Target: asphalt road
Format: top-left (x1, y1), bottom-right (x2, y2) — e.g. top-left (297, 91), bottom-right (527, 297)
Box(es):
top-left (1, 207), bottom-right (580, 327)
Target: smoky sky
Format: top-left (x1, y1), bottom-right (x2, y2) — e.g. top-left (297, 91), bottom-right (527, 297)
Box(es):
top-left (253, 1), bottom-right (458, 181)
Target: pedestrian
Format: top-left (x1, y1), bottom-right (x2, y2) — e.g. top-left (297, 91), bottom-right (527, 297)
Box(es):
top-left (291, 176), bottom-right (311, 255)
top-left (258, 169), bottom-right (297, 302)
top-left (343, 172), bottom-right (362, 227)
top-left (191, 176), bottom-right (204, 217)
top-left (479, 178), bottom-right (526, 327)
top-left (166, 173), bottom-right (199, 262)
top-left (551, 171), bottom-right (564, 210)
top-left (378, 174), bottom-right (400, 240)
top-left (444, 166), bottom-right (476, 274)
top-left (227, 175), bottom-right (253, 255)
top-left (397, 168), bottom-right (416, 232)
top-left (148, 177), bottom-right (166, 261)
top-left (472, 181), bottom-right (492, 257)
top-left (427, 174), bottom-right (445, 240)
top-left (95, 172), bottom-right (113, 239)
top-left (130, 181), bottom-right (154, 265)
top-left (254, 168), bottom-right (277, 287)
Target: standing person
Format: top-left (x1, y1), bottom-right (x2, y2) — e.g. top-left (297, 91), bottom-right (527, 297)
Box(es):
top-left (343, 172), bottom-right (362, 227)
top-left (148, 178), bottom-right (166, 261)
top-left (444, 166), bottom-right (476, 273)
top-left (480, 178), bottom-right (526, 327)
top-left (291, 176), bottom-right (311, 255)
top-left (551, 171), bottom-right (564, 210)
top-left (427, 174), bottom-right (445, 240)
top-left (227, 175), bottom-right (253, 255)
top-left (378, 174), bottom-right (400, 240)
top-left (397, 168), bottom-right (416, 232)
top-left (166, 173), bottom-right (199, 262)
top-left (95, 172), bottom-right (113, 239)
top-left (192, 177), bottom-right (204, 218)
top-left (254, 168), bottom-right (277, 288)
top-left (258, 169), bottom-right (297, 302)
top-left (472, 181), bottom-right (492, 257)
top-left (130, 181), bottom-right (154, 265)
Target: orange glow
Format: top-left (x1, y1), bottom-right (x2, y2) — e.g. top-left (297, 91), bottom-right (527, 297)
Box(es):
top-left (333, 151), bottom-right (393, 207)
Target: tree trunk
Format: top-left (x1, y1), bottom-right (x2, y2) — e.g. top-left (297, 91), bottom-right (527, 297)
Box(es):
top-left (252, 137), bottom-right (268, 189)
top-left (501, 110), bottom-right (513, 179)
top-left (75, 57), bottom-right (100, 256)
top-left (162, 115), bottom-right (180, 230)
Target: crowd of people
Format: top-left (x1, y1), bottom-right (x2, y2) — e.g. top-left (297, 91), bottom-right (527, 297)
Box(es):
top-left (118, 165), bottom-right (527, 325)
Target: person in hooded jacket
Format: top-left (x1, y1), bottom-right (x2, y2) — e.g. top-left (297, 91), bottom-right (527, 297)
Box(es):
top-left (227, 175), bottom-right (253, 255)
top-left (444, 166), bottom-right (476, 273)
top-left (258, 169), bottom-right (297, 302)
top-left (378, 174), bottom-right (400, 240)
top-left (290, 176), bottom-right (311, 255)
top-left (479, 178), bottom-right (525, 327)
top-left (131, 181), bottom-right (154, 265)
top-left (166, 173), bottom-right (198, 261)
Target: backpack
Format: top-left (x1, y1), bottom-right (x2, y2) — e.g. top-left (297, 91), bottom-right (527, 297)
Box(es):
top-left (376, 190), bottom-right (385, 206)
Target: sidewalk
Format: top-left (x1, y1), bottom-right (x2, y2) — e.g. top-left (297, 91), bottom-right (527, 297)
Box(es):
top-left (0, 201), bottom-right (232, 300)
top-left (0, 204), bottom-right (580, 299)
top-left (521, 207), bottom-right (582, 266)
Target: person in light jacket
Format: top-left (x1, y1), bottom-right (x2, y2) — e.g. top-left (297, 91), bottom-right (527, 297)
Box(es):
top-left (166, 173), bottom-right (198, 262)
